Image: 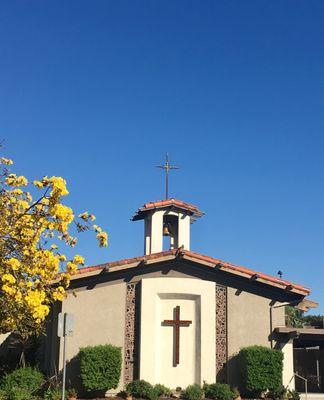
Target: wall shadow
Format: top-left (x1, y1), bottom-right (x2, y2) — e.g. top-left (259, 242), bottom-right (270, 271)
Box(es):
top-left (0, 332), bottom-right (44, 376)
top-left (226, 353), bottom-right (243, 393)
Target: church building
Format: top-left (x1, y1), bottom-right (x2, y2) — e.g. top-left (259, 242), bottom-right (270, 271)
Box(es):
top-left (43, 197), bottom-right (319, 394)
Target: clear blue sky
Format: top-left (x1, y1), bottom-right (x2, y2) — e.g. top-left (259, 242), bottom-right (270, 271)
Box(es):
top-left (1, 1), bottom-right (323, 312)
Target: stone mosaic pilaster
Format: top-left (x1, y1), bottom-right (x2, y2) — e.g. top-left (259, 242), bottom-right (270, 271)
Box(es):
top-left (124, 283), bottom-right (137, 385)
top-left (216, 284), bottom-right (228, 382)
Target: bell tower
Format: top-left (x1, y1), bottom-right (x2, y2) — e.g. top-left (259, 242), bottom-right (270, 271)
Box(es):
top-left (132, 199), bottom-right (204, 255)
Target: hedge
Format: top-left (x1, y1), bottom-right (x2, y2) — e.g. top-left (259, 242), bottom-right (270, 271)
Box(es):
top-left (0, 366), bottom-right (44, 400)
top-left (184, 384), bottom-right (204, 400)
top-left (238, 345), bottom-right (283, 396)
top-left (126, 380), bottom-right (153, 399)
top-left (79, 344), bottom-right (122, 392)
top-left (203, 383), bottom-right (236, 400)
top-left (126, 380), bottom-right (172, 400)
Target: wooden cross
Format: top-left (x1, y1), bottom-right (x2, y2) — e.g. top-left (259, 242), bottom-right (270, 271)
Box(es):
top-left (162, 305), bottom-right (192, 366)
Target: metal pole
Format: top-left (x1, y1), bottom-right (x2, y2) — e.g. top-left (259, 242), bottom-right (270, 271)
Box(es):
top-left (62, 314), bottom-right (67, 400)
top-left (270, 305), bottom-right (273, 348)
top-left (294, 373), bottom-right (308, 400)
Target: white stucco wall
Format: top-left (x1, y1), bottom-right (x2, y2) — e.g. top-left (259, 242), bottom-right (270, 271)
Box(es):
top-left (0, 332), bottom-right (10, 346)
top-left (140, 277), bottom-right (215, 388)
top-left (178, 213), bottom-right (190, 250)
top-left (278, 340), bottom-right (295, 389)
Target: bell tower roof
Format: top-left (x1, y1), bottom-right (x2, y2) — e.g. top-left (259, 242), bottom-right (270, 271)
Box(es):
top-left (132, 198), bottom-right (204, 222)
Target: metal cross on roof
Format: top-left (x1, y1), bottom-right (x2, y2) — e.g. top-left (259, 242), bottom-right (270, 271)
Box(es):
top-left (156, 153), bottom-right (179, 199)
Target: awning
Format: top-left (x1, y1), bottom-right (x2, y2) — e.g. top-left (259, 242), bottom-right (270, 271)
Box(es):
top-left (275, 327), bottom-right (324, 341)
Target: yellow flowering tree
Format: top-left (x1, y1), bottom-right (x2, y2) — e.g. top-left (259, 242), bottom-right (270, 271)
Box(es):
top-left (0, 157), bottom-right (108, 338)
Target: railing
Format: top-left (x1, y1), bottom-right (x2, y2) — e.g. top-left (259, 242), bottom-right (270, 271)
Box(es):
top-left (288, 372), bottom-right (308, 400)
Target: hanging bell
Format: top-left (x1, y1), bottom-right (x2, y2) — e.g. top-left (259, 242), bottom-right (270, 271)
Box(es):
top-left (163, 223), bottom-right (171, 236)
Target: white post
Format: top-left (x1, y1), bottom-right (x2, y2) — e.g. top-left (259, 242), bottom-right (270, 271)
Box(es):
top-left (281, 340), bottom-right (295, 389)
top-left (178, 213), bottom-right (190, 250)
top-left (150, 211), bottom-right (164, 253)
top-left (144, 217), bottom-right (152, 255)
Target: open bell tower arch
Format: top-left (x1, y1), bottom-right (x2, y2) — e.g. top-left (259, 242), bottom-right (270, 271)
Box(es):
top-left (132, 199), bottom-right (204, 255)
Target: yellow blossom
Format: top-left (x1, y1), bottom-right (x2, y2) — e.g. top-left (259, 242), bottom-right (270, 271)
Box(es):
top-left (52, 286), bottom-right (66, 302)
top-left (2, 274), bottom-right (16, 284)
top-left (73, 255), bottom-right (85, 265)
top-left (0, 157), bottom-right (13, 165)
top-left (25, 192), bottom-right (32, 202)
top-left (48, 176), bottom-right (69, 196)
top-left (11, 189), bottom-right (23, 196)
top-left (93, 224), bottom-right (102, 233)
top-left (15, 292), bottom-right (22, 303)
top-left (6, 174), bottom-right (28, 187)
top-left (97, 231), bottom-right (108, 247)
top-left (51, 204), bottom-right (74, 224)
top-left (0, 158), bottom-right (108, 337)
top-left (66, 262), bottom-right (77, 274)
top-left (2, 285), bottom-right (16, 296)
top-left (33, 180), bottom-right (44, 188)
top-left (25, 290), bottom-right (49, 323)
top-left (6, 258), bottom-right (20, 271)
top-left (78, 211), bottom-right (89, 220)
top-left (17, 199), bottom-right (29, 211)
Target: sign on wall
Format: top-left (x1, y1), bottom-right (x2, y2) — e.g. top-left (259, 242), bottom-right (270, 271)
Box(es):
top-left (57, 312), bottom-right (74, 337)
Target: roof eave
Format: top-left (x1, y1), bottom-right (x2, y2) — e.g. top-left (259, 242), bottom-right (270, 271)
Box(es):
top-left (132, 205), bottom-right (204, 222)
top-left (69, 250), bottom-right (311, 297)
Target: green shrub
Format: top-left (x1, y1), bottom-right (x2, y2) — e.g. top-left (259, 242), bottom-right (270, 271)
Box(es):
top-left (147, 386), bottom-right (160, 400)
top-left (232, 388), bottom-right (240, 399)
top-left (184, 384), bottom-right (204, 400)
top-left (0, 367), bottom-right (44, 399)
top-left (288, 390), bottom-right (300, 400)
top-left (126, 380), bottom-right (153, 398)
top-left (8, 388), bottom-right (31, 400)
top-left (43, 387), bottom-right (63, 400)
top-left (266, 386), bottom-right (300, 400)
top-left (266, 385), bottom-right (287, 400)
top-left (67, 388), bottom-right (77, 398)
top-left (204, 383), bottom-right (236, 400)
top-left (50, 389), bottom-right (63, 400)
top-left (126, 381), bottom-right (172, 400)
top-left (79, 344), bottom-right (122, 392)
top-left (153, 384), bottom-right (172, 397)
top-left (238, 345), bottom-right (283, 397)
top-left (147, 384), bottom-right (172, 400)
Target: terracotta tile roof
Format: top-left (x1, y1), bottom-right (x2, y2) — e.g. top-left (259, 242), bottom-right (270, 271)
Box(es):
top-left (73, 249), bottom-right (310, 296)
top-left (185, 250), bottom-right (310, 294)
top-left (132, 198), bottom-right (204, 221)
top-left (74, 264), bottom-right (107, 275)
top-left (144, 199), bottom-right (201, 213)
